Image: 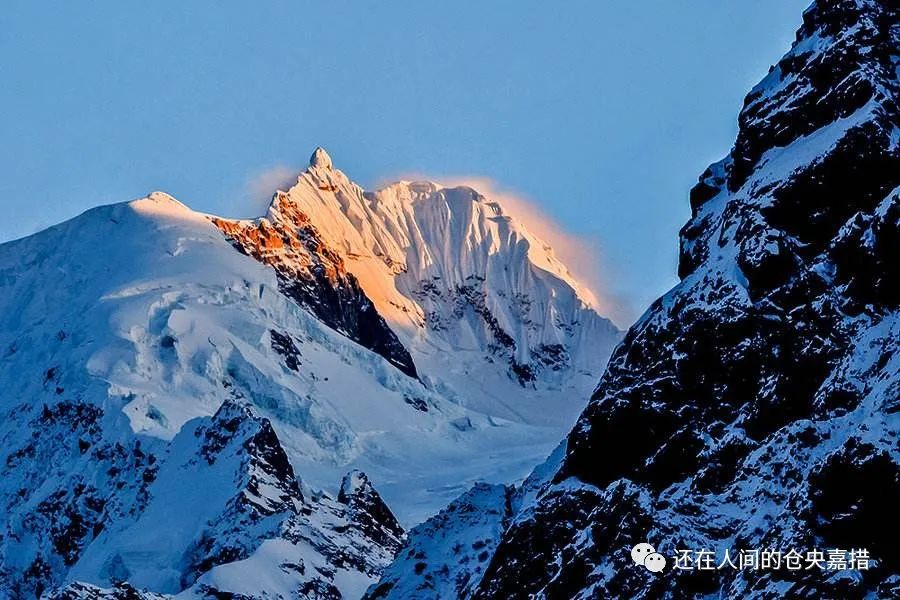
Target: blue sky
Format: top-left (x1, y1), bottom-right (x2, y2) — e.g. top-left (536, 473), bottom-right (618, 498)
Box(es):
top-left (0, 1), bottom-right (810, 322)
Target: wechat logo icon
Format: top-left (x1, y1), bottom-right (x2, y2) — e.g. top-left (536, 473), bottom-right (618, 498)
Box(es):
top-left (631, 542), bottom-right (667, 573)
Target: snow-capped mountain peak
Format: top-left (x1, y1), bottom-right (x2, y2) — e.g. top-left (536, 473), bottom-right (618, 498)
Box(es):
top-left (0, 146), bottom-right (620, 597)
top-left (262, 150), bottom-right (619, 404)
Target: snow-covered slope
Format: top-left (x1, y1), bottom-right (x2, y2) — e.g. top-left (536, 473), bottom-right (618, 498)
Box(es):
top-left (373, 1), bottom-right (900, 598)
top-left (367, 482), bottom-right (514, 600)
top-left (0, 146), bottom-right (619, 595)
top-left (28, 396), bottom-right (405, 600)
top-left (365, 443), bottom-right (564, 600)
top-left (0, 195), bottom-right (416, 597)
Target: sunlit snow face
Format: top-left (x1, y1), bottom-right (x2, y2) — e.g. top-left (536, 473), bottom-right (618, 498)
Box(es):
top-left (645, 552), bottom-right (666, 573)
top-left (631, 543), bottom-right (655, 565)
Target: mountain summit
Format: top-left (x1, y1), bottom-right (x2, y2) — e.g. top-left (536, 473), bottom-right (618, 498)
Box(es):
top-left (0, 146), bottom-right (620, 596)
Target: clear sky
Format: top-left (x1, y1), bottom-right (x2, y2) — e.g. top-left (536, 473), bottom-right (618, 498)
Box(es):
top-left (0, 1), bottom-right (811, 323)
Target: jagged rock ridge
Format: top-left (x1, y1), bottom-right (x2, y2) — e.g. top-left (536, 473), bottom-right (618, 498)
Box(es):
top-left (3, 393), bottom-right (403, 598)
top-left (373, 1), bottom-right (900, 598)
top-left (366, 443), bottom-right (564, 600)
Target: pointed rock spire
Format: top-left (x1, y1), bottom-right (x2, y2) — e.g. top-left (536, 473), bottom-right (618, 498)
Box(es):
top-left (309, 146), bottom-right (333, 170)
top-left (338, 469), bottom-right (404, 550)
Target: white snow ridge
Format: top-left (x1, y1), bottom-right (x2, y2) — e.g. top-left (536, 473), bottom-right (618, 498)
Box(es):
top-left (0, 149), bottom-right (620, 598)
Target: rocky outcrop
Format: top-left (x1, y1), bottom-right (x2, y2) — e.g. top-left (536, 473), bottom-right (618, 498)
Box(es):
top-left (1, 392), bottom-right (404, 599)
top-left (365, 483), bottom-right (515, 600)
top-left (37, 399), bottom-right (404, 599)
top-left (0, 399), bottom-right (160, 599)
top-left (45, 582), bottom-right (170, 600)
top-left (372, 2), bottom-right (900, 599)
top-left (212, 151), bottom-right (418, 379)
top-left (339, 471), bottom-right (405, 553)
top-left (368, 444), bottom-right (564, 600)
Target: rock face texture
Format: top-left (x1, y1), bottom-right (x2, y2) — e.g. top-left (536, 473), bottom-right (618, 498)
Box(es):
top-left (213, 155), bottom-right (419, 380)
top-left (372, 1), bottom-right (900, 598)
top-left (365, 444), bottom-right (565, 600)
top-left (1, 394), bottom-right (404, 599)
top-left (365, 483), bottom-right (516, 600)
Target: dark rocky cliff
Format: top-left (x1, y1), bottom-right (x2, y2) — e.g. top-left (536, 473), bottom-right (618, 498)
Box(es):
top-left (464, 1), bottom-right (900, 598)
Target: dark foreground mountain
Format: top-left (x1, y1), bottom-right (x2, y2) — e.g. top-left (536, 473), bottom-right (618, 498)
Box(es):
top-left (371, 1), bottom-right (900, 598)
